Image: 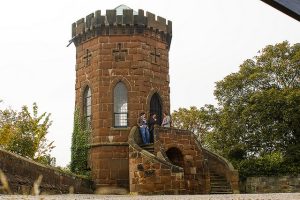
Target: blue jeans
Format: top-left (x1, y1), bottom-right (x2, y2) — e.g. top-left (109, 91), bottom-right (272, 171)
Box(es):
top-left (139, 126), bottom-right (150, 144)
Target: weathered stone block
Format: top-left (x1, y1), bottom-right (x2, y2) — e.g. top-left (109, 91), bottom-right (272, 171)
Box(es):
top-left (167, 20), bottom-right (172, 34)
top-left (86, 13), bottom-right (94, 30)
top-left (190, 167), bottom-right (196, 175)
top-left (157, 16), bottom-right (166, 32)
top-left (106, 10), bottom-right (116, 25)
top-left (146, 11), bottom-right (156, 28)
top-left (134, 9), bottom-right (145, 25)
top-left (76, 18), bottom-right (85, 35)
top-left (144, 169), bottom-right (155, 177)
top-left (123, 9), bottom-right (133, 25)
top-left (72, 23), bottom-right (76, 37)
top-left (116, 15), bottom-right (123, 25)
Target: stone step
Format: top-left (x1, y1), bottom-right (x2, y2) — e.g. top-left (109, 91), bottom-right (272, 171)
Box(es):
top-left (211, 189), bottom-right (232, 193)
top-left (211, 180), bottom-right (229, 184)
top-left (143, 149), bottom-right (154, 154)
top-left (140, 143), bottom-right (154, 147)
top-left (211, 184), bottom-right (230, 187)
top-left (140, 143), bottom-right (155, 154)
top-left (211, 189), bottom-right (232, 192)
top-left (210, 176), bottom-right (227, 180)
top-left (142, 146), bottom-right (154, 149)
top-left (211, 185), bottom-right (231, 190)
top-left (209, 170), bottom-right (233, 194)
top-left (211, 181), bottom-right (230, 186)
top-left (141, 146), bottom-right (154, 149)
top-left (211, 185), bottom-right (231, 189)
top-left (210, 191), bottom-right (233, 194)
top-left (210, 179), bottom-right (230, 183)
top-left (210, 174), bottom-right (225, 178)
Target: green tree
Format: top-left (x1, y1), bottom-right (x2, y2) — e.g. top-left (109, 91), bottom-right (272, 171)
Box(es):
top-left (210, 41), bottom-right (300, 160)
top-left (0, 102), bottom-right (55, 165)
top-left (70, 108), bottom-right (90, 176)
top-left (172, 105), bottom-right (217, 143)
top-left (172, 41), bottom-right (300, 176)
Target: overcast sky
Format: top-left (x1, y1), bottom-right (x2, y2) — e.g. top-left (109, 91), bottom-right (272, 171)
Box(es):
top-left (0, 0), bottom-right (299, 167)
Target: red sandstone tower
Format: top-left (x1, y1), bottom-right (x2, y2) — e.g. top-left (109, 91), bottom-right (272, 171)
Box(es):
top-left (71, 5), bottom-right (172, 190)
top-left (71, 5), bottom-right (239, 194)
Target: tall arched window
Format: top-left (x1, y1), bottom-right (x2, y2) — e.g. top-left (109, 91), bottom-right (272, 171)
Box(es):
top-left (114, 82), bottom-right (128, 127)
top-left (83, 86), bottom-right (92, 125)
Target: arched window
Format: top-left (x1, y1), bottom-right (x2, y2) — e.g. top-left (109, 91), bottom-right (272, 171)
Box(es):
top-left (114, 82), bottom-right (128, 127)
top-left (83, 86), bottom-right (92, 125)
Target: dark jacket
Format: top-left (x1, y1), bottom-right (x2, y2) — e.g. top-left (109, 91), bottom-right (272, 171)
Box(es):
top-left (148, 117), bottom-right (158, 131)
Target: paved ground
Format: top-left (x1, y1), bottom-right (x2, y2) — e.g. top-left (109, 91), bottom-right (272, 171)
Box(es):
top-left (0, 193), bottom-right (300, 200)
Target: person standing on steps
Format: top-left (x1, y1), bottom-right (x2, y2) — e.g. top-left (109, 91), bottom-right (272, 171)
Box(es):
top-left (138, 112), bottom-right (150, 144)
top-left (161, 112), bottom-right (171, 127)
top-left (148, 113), bottom-right (158, 143)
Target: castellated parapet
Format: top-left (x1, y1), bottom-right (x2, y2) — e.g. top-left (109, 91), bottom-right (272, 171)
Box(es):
top-left (72, 9), bottom-right (172, 48)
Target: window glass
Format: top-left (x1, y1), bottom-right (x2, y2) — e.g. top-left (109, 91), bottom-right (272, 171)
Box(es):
top-left (114, 82), bottom-right (128, 127)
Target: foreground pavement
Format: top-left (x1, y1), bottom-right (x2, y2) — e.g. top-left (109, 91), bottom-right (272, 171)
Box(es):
top-left (0, 193), bottom-right (300, 200)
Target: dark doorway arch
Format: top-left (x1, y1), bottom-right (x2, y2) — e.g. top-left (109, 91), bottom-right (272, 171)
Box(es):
top-left (166, 147), bottom-right (184, 168)
top-left (150, 92), bottom-right (162, 125)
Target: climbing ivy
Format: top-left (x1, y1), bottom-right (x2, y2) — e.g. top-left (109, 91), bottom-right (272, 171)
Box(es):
top-left (70, 108), bottom-right (90, 176)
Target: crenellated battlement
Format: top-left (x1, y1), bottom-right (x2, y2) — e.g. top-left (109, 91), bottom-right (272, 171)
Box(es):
top-left (71, 7), bottom-right (172, 47)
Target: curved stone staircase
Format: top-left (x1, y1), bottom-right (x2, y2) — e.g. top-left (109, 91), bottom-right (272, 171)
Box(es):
top-left (128, 126), bottom-right (239, 194)
top-left (140, 142), bottom-right (235, 194)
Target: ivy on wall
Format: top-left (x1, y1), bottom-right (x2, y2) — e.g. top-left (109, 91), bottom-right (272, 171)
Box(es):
top-left (70, 108), bottom-right (90, 176)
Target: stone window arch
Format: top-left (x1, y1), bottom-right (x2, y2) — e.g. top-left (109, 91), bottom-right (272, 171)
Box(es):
top-left (83, 86), bottom-right (92, 125)
top-left (114, 81), bottom-right (128, 127)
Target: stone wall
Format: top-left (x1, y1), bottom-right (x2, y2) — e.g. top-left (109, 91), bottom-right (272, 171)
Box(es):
top-left (89, 144), bottom-right (129, 188)
top-left (240, 176), bottom-right (300, 193)
top-left (0, 148), bottom-right (93, 194)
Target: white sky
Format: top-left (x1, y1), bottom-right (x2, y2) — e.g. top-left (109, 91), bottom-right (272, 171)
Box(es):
top-left (0, 0), bottom-right (299, 167)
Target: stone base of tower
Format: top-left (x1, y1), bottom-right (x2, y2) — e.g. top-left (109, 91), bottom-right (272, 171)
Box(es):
top-left (90, 144), bottom-right (129, 193)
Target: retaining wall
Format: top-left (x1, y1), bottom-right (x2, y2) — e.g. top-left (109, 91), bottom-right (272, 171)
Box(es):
top-left (0, 148), bottom-right (93, 194)
top-left (240, 175), bottom-right (300, 193)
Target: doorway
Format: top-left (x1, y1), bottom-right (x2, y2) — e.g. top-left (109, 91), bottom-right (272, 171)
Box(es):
top-left (150, 92), bottom-right (162, 125)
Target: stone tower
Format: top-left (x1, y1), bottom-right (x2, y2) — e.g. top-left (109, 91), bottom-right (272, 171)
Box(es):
top-left (71, 5), bottom-right (239, 194)
top-left (71, 5), bottom-right (172, 190)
